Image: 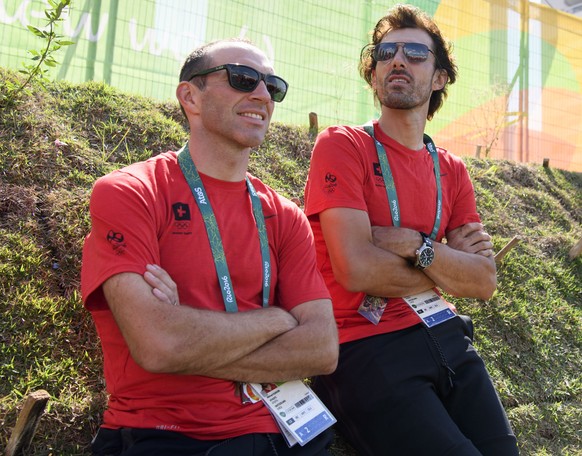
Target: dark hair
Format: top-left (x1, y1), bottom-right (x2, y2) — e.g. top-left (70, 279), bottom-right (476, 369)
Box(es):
top-left (358, 4), bottom-right (457, 120)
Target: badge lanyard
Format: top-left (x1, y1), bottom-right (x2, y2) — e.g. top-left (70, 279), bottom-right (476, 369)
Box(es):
top-left (363, 124), bottom-right (442, 240)
top-left (177, 144), bottom-right (271, 312)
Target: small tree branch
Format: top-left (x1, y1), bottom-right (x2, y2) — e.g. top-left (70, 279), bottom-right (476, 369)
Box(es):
top-left (6, 390), bottom-right (51, 456)
top-left (495, 235), bottom-right (522, 265)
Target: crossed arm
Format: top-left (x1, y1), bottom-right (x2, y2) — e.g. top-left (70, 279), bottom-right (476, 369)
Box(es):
top-left (320, 207), bottom-right (496, 300)
top-left (102, 269), bottom-right (338, 384)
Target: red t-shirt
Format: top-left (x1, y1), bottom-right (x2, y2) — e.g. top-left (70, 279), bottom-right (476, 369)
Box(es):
top-left (304, 122), bottom-right (480, 344)
top-left (81, 150), bottom-right (330, 439)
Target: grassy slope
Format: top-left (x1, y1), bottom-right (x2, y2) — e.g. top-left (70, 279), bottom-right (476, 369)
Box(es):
top-left (0, 68), bottom-right (580, 455)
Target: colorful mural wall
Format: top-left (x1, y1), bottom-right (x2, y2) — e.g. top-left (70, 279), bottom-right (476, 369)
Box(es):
top-left (1, 0), bottom-right (580, 171)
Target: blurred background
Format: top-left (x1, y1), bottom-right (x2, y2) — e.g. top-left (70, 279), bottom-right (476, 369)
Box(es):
top-left (1, 0), bottom-right (581, 172)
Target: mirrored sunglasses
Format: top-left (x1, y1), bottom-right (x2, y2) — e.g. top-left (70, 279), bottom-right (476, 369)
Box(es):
top-left (188, 63), bottom-right (288, 102)
top-left (373, 42), bottom-right (435, 64)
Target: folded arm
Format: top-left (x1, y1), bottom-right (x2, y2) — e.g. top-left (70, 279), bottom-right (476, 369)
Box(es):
top-left (207, 299), bottom-right (338, 383)
top-left (371, 222), bottom-right (497, 299)
top-left (319, 207), bottom-right (435, 297)
top-left (424, 222), bottom-right (496, 299)
top-left (103, 268), bottom-right (338, 383)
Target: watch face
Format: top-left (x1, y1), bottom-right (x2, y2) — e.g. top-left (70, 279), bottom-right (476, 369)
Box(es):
top-left (419, 246), bottom-right (434, 267)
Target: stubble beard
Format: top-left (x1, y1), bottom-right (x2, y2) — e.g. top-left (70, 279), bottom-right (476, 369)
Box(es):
top-left (378, 79), bottom-right (432, 111)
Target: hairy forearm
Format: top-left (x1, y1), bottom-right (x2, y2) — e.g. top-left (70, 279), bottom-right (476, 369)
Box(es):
top-left (425, 222), bottom-right (497, 299)
top-left (371, 223), bottom-right (497, 300)
top-left (321, 211), bottom-right (434, 297)
top-left (103, 273), bottom-right (299, 375)
top-left (198, 303), bottom-right (339, 383)
top-left (162, 306), bottom-right (303, 375)
top-left (424, 244), bottom-right (497, 299)
top-left (337, 246), bottom-right (434, 297)
top-left (342, 225), bottom-right (433, 296)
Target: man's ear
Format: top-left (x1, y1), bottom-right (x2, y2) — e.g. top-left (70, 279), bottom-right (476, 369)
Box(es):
top-left (432, 69), bottom-right (448, 91)
top-left (176, 81), bottom-right (200, 115)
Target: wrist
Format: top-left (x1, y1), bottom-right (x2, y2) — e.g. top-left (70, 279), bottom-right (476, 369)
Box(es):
top-left (414, 232), bottom-right (435, 270)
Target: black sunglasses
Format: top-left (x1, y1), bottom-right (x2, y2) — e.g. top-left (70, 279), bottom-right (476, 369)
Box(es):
top-left (373, 42), bottom-right (435, 64)
top-left (188, 63), bottom-right (288, 102)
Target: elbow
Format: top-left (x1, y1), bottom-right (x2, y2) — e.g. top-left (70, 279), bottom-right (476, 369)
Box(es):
top-left (336, 276), bottom-right (361, 293)
top-left (442, 274), bottom-right (497, 301)
top-left (131, 351), bottom-right (166, 374)
top-left (477, 264), bottom-right (497, 300)
top-left (479, 276), bottom-right (497, 301)
top-left (334, 265), bottom-right (368, 293)
top-left (326, 339), bottom-right (340, 373)
top-left (462, 272), bottom-right (496, 301)
top-left (330, 253), bottom-right (379, 293)
top-left (318, 329), bottom-right (340, 375)
top-left (129, 338), bottom-right (181, 374)
top-left (132, 350), bottom-right (171, 374)
top-left (319, 343), bottom-right (339, 375)
top-left (478, 259), bottom-right (498, 300)
top-left (320, 360), bottom-right (338, 376)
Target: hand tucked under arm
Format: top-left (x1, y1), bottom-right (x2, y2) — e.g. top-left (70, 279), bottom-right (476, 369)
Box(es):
top-left (445, 222), bottom-right (494, 258)
top-left (422, 223), bottom-right (497, 299)
top-left (370, 222), bottom-right (496, 300)
top-left (202, 299), bottom-right (338, 383)
top-left (371, 225), bottom-right (423, 262)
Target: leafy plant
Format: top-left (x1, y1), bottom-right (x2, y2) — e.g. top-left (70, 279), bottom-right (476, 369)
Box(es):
top-left (2, 0), bottom-right (74, 103)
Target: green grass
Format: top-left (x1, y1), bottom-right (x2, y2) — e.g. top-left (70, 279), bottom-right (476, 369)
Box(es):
top-left (1, 67), bottom-right (581, 455)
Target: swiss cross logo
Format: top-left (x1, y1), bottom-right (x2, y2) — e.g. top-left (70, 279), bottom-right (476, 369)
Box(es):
top-left (373, 162), bottom-right (382, 176)
top-left (172, 202), bottom-right (190, 221)
top-left (172, 202), bottom-right (191, 232)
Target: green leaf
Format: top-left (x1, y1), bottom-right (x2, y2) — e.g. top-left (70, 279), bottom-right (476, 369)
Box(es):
top-left (27, 25), bottom-right (44, 37)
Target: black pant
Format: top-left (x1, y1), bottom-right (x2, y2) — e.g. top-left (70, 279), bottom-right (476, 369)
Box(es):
top-left (312, 316), bottom-right (519, 456)
top-left (91, 427), bottom-right (334, 456)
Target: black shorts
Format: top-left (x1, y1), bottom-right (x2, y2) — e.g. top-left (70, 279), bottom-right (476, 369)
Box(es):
top-left (312, 316), bottom-right (519, 456)
top-left (91, 427), bottom-right (334, 456)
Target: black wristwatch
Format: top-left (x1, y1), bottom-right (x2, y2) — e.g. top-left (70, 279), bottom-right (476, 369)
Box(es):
top-left (415, 232), bottom-right (434, 270)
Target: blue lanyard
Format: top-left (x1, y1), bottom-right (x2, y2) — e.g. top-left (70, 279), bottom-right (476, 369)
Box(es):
top-left (363, 123), bottom-right (442, 240)
top-left (177, 144), bottom-right (271, 312)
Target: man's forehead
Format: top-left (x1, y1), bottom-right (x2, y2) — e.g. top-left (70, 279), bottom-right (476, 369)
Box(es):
top-left (209, 42), bottom-right (273, 71)
top-left (383, 28), bottom-right (432, 45)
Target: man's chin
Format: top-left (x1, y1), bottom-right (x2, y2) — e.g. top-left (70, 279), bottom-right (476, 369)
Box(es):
top-left (244, 131), bottom-right (269, 149)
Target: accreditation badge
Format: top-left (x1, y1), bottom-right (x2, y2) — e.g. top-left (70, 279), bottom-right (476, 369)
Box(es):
top-left (249, 380), bottom-right (336, 447)
top-left (403, 289), bottom-right (456, 327)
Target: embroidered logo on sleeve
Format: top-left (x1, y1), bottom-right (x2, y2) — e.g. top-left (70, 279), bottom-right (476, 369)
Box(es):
top-left (106, 230), bottom-right (126, 255)
top-left (324, 172), bottom-right (337, 193)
